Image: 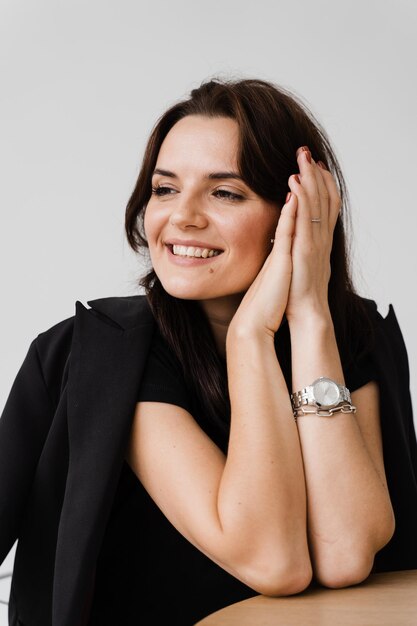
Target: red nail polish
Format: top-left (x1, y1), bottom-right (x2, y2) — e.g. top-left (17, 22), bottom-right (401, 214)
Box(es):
top-left (317, 160), bottom-right (328, 170)
top-left (294, 174), bottom-right (301, 184)
top-left (286, 192), bottom-right (291, 203)
top-left (304, 151), bottom-right (312, 164)
top-left (297, 145), bottom-right (310, 158)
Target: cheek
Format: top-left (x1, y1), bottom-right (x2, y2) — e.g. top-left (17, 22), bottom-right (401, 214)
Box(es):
top-left (143, 204), bottom-right (160, 242)
top-left (236, 214), bottom-right (275, 252)
top-left (143, 211), bottom-right (159, 267)
top-left (234, 214), bottom-right (277, 273)
top-left (143, 205), bottom-right (151, 236)
top-left (232, 239), bottom-right (269, 285)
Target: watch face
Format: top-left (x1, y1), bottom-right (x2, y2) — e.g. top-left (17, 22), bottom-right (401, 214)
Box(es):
top-left (313, 378), bottom-right (341, 408)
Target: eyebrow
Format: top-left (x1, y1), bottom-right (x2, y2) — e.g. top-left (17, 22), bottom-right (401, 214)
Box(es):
top-left (152, 168), bottom-right (245, 182)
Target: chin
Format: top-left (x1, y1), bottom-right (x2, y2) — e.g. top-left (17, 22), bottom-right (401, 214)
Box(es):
top-left (158, 278), bottom-right (206, 301)
top-left (158, 278), bottom-right (231, 302)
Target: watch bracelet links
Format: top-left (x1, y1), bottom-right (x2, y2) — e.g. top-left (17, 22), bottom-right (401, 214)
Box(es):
top-left (293, 403), bottom-right (357, 420)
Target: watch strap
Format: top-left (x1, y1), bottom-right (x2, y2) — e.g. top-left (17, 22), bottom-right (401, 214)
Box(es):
top-left (291, 380), bottom-right (351, 410)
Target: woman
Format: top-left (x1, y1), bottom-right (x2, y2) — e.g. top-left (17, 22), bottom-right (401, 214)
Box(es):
top-left (1, 78), bottom-right (416, 626)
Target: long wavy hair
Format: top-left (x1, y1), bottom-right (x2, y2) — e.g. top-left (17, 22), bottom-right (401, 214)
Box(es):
top-left (125, 77), bottom-right (373, 442)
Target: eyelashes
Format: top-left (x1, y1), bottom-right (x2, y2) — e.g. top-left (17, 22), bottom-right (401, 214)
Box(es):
top-left (215, 189), bottom-right (244, 201)
top-left (151, 186), bottom-right (176, 197)
top-left (151, 186), bottom-right (244, 202)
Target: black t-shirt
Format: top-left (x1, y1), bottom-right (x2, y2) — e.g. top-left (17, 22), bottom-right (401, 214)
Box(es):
top-left (88, 312), bottom-right (378, 625)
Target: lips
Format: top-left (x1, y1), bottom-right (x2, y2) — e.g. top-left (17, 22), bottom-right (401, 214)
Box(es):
top-left (165, 239), bottom-right (224, 251)
top-left (166, 244), bottom-right (223, 265)
top-left (166, 244), bottom-right (224, 255)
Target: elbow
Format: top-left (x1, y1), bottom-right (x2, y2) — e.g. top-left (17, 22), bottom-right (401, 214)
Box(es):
top-left (314, 513), bottom-right (396, 589)
top-left (242, 554), bottom-right (313, 597)
top-left (314, 553), bottom-right (374, 589)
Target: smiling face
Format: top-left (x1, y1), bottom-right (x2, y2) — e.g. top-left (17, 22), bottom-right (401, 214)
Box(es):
top-left (144, 115), bottom-right (280, 326)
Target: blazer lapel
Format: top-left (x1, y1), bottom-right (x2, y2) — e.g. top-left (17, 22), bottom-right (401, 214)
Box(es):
top-left (52, 296), bottom-right (155, 626)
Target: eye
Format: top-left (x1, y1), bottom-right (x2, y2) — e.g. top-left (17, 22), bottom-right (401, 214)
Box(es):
top-left (151, 185), bottom-right (245, 201)
top-left (151, 185), bottom-right (175, 196)
top-left (214, 189), bottom-right (244, 201)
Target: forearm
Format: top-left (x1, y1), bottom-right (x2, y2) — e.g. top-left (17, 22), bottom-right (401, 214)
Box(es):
top-left (290, 312), bottom-right (394, 584)
top-left (218, 327), bottom-right (311, 583)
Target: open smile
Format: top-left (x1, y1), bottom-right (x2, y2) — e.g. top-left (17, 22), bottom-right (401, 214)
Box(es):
top-left (166, 244), bottom-right (224, 266)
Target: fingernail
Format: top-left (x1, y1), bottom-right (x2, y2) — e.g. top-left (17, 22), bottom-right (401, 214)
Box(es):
top-left (296, 145), bottom-right (310, 158)
top-left (304, 150), bottom-right (312, 164)
top-left (317, 160), bottom-right (328, 170)
top-left (294, 174), bottom-right (301, 184)
top-left (286, 191), bottom-right (291, 203)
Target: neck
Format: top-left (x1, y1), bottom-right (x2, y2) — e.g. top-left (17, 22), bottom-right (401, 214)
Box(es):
top-left (198, 292), bottom-right (244, 360)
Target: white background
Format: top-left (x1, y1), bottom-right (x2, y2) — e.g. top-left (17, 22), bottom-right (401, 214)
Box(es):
top-left (0, 0), bottom-right (416, 619)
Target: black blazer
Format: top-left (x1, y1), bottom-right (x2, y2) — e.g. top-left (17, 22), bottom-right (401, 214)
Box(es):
top-left (1, 295), bottom-right (416, 626)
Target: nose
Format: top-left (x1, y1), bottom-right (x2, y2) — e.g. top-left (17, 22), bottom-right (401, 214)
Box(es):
top-left (169, 192), bottom-right (208, 228)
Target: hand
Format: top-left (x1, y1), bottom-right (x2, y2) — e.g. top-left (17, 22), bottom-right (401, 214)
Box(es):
top-left (228, 192), bottom-right (298, 340)
top-left (285, 147), bottom-right (341, 324)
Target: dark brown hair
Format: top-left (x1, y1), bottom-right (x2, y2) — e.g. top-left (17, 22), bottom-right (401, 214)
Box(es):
top-left (125, 77), bottom-right (373, 441)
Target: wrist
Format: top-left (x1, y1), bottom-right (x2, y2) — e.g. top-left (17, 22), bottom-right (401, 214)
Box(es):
top-left (288, 307), bottom-right (334, 335)
top-left (226, 322), bottom-right (276, 353)
top-left (289, 310), bottom-right (345, 393)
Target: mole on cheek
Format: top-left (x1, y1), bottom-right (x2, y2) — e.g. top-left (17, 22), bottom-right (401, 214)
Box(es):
top-left (209, 268), bottom-right (214, 273)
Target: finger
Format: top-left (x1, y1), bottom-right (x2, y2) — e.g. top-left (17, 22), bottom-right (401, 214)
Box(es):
top-left (287, 173), bottom-right (316, 243)
top-left (272, 192), bottom-right (297, 257)
top-left (296, 147), bottom-right (320, 217)
top-left (310, 157), bottom-right (330, 229)
top-left (295, 149), bottom-right (324, 245)
top-left (316, 162), bottom-right (342, 233)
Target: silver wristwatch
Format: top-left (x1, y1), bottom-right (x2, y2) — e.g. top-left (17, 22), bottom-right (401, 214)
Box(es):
top-left (291, 377), bottom-right (355, 418)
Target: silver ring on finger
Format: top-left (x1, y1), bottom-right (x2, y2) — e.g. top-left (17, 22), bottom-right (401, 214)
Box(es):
top-left (311, 217), bottom-right (322, 223)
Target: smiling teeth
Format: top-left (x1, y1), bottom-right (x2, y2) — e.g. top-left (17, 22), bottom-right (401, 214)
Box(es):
top-left (172, 245), bottom-right (221, 258)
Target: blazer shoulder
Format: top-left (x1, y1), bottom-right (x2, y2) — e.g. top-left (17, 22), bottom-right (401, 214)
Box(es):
top-left (33, 314), bottom-right (75, 406)
top-left (353, 294), bottom-right (400, 325)
top-left (31, 294), bottom-right (153, 404)
top-left (351, 294), bottom-right (381, 319)
top-left (349, 295), bottom-right (400, 338)
top-left (353, 295), bottom-right (406, 342)
top-left (34, 293), bottom-right (149, 348)
top-left (35, 314), bottom-right (75, 357)
top-left (86, 293), bottom-right (153, 330)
